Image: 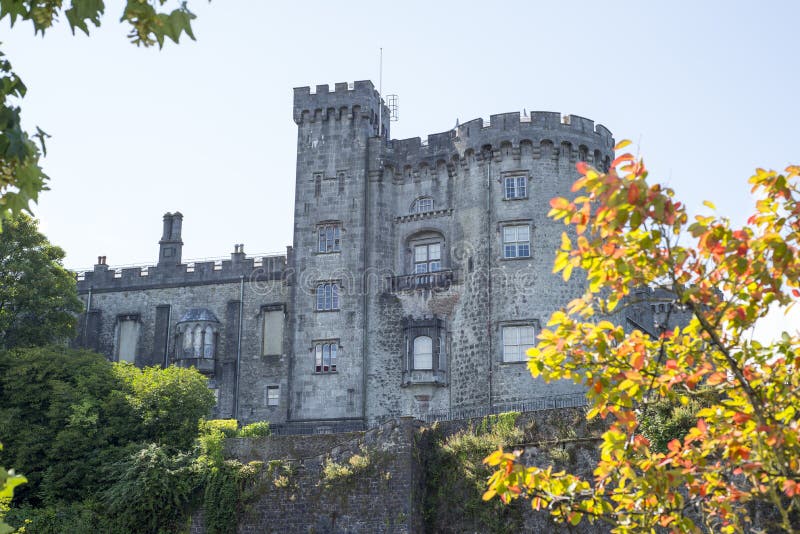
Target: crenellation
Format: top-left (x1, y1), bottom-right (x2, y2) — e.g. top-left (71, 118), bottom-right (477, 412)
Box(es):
top-left (76, 80), bottom-right (693, 441)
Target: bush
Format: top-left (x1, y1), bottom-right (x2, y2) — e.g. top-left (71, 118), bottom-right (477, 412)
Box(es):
top-left (422, 413), bottom-right (524, 534)
top-left (0, 347), bottom-right (138, 505)
top-left (115, 363), bottom-right (216, 451)
top-left (102, 444), bottom-right (199, 534)
top-left (237, 421), bottom-right (270, 438)
top-left (200, 419), bottom-right (239, 438)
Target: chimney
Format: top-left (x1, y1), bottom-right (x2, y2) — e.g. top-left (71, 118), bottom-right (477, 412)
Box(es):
top-left (158, 212), bottom-right (184, 266)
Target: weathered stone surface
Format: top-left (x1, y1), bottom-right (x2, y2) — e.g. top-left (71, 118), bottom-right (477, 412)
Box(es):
top-left (74, 79), bottom-right (632, 427)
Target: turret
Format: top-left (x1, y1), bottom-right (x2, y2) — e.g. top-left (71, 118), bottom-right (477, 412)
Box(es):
top-left (293, 80), bottom-right (391, 139)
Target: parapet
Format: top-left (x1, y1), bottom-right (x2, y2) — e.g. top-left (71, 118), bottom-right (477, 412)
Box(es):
top-left (293, 80), bottom-right (389, 130)
top-left (76, 253), bottom-right (288, 294)
top-left (385, 110), bottom-right (614, 171)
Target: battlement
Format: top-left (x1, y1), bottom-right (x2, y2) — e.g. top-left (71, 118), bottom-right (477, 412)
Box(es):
top-left (384, 110), bottom-right (614, 173)
top-left (76, 253), bottom-right (288, 294)
top-left (293, 80), bottom-right (389, 132)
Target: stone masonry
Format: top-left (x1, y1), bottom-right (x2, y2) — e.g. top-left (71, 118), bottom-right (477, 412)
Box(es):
top-left (73, 80), bottom-right (641, 429)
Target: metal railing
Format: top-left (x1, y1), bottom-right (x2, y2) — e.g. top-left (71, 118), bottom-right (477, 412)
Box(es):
top-left (268, 392), bottom-right (588, 436)
top-left (388, 269), bottom-right (456, 292)
top-left (420, 392), bottom-right (588, 424)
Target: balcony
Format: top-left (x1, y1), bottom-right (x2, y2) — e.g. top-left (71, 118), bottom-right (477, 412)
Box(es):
top-left (402, 369), bottom-right (447, 387)
top-left (388, 269), bottom-right (456, 292)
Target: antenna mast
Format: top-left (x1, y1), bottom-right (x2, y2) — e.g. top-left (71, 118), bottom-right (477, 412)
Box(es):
top-left (378, 47), bottom-right (383, 139)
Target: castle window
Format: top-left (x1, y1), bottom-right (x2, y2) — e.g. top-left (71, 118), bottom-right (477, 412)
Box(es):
top-left (414, 243), bottom-right (441, 273)
top-left (502, 225), bottom-right (530, 258)
top-left (317, 223), bottom-right (341, 253)
top-left (314, 341), bottom-right (338, 373)
top-left (261, 305), bottom-right (284, 356)
top-left (504, 176), bottom-right (527, 199)
top-left (411, 196), bottom-right (434, 213)
top-left (413, 335), bottom-right (433, 370)
top-left (203, 325), bottom-right (215, 358)
top-left (402, 317), bottom-right (446, 386)
top-left (174, 309), bottom-right (220, 374)
top-left (116, 315), bottom-right (140, 364)
top-left (502, 324), bottom-right (536, 363)
top-left (266, 385), bottom-right (280, 406)
top-left (316, 282), bottom-right (340, 311)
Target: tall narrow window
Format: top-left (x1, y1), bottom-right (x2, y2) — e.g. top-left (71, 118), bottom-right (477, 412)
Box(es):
top-left (316, 283), bottom-right (340, 311)
top-left (315, 342), bottom-right (338, 373)
top-left (116, 318), bottom-right (140, 363)
top-left (413, 335), bottom-right (433, 370)
top-left (203, 326), bottom-right (215, 358)
top-left (261, 306), bottom-right (284, 356)
top-left (502, 325), bottom-right (536, 362)
top-left (193, 325), bottom-right (203, 357)
top-left (414, 243), bottom-right (441, 273)
top-left (317, 223), bottom-right (341, 253)
top-left (504, 176), bottom-right (527, 199)
top-left (502, 225), bottom-right (530, 258)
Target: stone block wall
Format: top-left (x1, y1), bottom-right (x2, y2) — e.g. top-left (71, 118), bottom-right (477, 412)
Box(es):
top-left (193, 418), bottom-right (423, 534)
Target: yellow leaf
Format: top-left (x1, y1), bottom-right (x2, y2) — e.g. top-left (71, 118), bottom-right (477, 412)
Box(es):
top-left (563, 263), bottom-right (574, 281)
top-left (614, 139), bottom-right (632, 151)
top-left (703, 200), bottom-right (716, 210)
top-left (560, 232), bottom-right (571, 251)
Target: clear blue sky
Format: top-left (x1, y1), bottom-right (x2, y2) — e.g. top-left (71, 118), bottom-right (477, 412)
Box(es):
top-left (4, 0), bottom-right (799, 271)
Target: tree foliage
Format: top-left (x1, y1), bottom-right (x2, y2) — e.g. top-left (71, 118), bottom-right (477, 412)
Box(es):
top-left (0, 346), bottom-right (214, 507)
top-left (0, 443), bottom-right (25, 534)
top-left (0, 0), bottom-right (198, 223)
top-left (484, 145), bottom-right (800, 533)
top-left (114, 362), bottom-right (216, 451)
top-left (0, 214), bottom-right (81, 350)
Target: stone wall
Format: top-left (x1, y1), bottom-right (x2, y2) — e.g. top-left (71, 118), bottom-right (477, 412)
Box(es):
top-left (190, 409), bottom-right (610, 533)
top-left (193, 417), bottom-right (423, 534)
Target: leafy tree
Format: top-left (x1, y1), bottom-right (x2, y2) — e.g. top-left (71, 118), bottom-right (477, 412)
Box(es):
top-left (0, 346), bottom-right (138, 504)
top-left (484, 145), bottom-right (800, 533)
top-left (115, 362), bottom-right (216, 451)
top-left (0, 346), bottom-right (215, 506)
top-left (0, 214), bottom-right (82, 350)
top-left (0, 0), bottom-right (198, 223)
top-left (102, 444), bottom-right (200, 534)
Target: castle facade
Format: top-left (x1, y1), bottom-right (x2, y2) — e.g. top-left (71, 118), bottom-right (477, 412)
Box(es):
top-left (76, 80), bottom-right (630, 430)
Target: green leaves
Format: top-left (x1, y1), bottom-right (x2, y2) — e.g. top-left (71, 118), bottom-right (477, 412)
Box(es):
top-left (64, 0), bottom-right (105, 36)
top-left (121, 0), bottom-right (197, 48)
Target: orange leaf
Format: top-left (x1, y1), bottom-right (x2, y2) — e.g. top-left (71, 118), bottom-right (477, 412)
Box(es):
top-left (631, 352), bottom-right (645, 370)
top-left (628, 183), bottom-right (640, 204)
top-left (696, 419), bottom-right (707, 433)
top-left (550, 197), bottom-right (570, 210)
top-left (576, 161), bottom-right (589, 175)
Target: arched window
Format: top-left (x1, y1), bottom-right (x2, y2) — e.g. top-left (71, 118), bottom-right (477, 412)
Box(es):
top-left (316, 282), bottom-right (340, 311)
top-left (411, 197), bottom-right (434, 214)
top-left (193, 325), bottom-right (203, 357)
top-left (183, 325), bottom-right (194, 356)
top-left (203, 325), bottom-right (215, 358)
top-left (413, 336), bottom-right (433, 370)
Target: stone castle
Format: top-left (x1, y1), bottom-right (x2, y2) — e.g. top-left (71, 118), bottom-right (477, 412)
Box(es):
top-left (75, 80), bottom-right (678, 432)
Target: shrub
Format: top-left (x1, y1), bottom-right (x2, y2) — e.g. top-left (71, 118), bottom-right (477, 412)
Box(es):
top-left (102, 444), bottom-right (199, 534)
top-left (237, 421), bottom-right (270, 438)
top-left (423, 413), bottom-right (524, 534)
